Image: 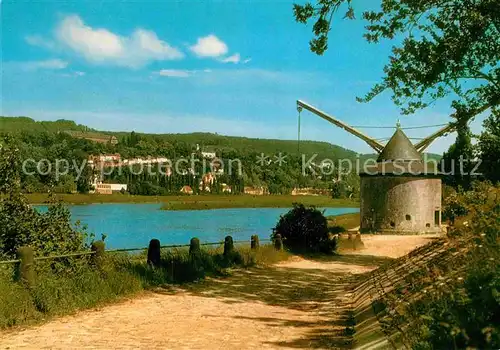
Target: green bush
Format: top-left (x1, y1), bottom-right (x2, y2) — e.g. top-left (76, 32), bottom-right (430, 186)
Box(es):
top-left (273, 203), bottom-right (334, 253)
top-left (374, 184), bottom-right (500, 349)
top-left (0, 271), bottom-right (36, 327)
top-left (0, 260), bottom-right (142, 329)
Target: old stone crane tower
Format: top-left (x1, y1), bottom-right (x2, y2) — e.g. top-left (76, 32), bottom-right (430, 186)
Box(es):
top-left (297, 100), bottom-right (456, 234)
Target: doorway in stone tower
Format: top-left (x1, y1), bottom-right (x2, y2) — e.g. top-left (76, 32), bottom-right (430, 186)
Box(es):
top-left (434, 210), bottom-right (440, 226)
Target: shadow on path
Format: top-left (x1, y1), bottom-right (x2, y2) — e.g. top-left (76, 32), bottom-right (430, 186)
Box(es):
top-left (156, 254), bottom-right (391, 349)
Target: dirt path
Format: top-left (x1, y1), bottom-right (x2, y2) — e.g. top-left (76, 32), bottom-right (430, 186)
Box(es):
top-left (0, 235), bottom-right (438, 350)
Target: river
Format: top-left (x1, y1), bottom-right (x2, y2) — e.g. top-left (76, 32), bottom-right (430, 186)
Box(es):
top-left (38, 204), bottom-right (359, 249)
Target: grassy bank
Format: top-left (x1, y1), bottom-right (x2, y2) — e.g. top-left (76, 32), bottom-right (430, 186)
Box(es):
top-left (25, 193), bottom-right (170, 205)
top-left (160, 195), bottom-right (358, 210)
top-left (24, 193), bottom-right (359, 210)
top-left (327, 212), bottom-right (360, 230)
top-left (0, 244), bottom-right (289, 329)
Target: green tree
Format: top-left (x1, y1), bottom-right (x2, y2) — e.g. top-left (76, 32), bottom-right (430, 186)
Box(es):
top-left (76, 163), bottom-right (94, 194)
top-left (294, 0), bottom-right (500, 123)
top-left (478, 112), bottom-right (500, 183)
top-left (0, 135), bottom-right (21, 194)
top-left (0, 135), bottom-right (87, 258)
top-left (441, 117), bottom-right (475, 189)
top-left (442, 188), bottom-right (469, 225)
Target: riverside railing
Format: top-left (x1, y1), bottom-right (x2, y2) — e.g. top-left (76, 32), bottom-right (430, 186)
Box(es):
top-left (0, 235), bottom-right (280, 287)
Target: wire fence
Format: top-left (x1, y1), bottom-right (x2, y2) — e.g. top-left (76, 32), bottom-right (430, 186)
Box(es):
top-left (0, 238), bottom-right (273, 265)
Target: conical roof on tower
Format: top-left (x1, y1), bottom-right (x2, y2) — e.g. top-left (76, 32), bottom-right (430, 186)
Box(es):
top-left (377, 128), bottom-right (422, 162)
top-left (359, 127), bottom-right (440, 176)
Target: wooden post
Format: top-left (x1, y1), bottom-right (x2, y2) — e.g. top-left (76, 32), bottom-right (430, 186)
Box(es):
top-left (147, 239), bottom-right (161, 267)
top-left (189, 237), bottom-right (200, 256)
top-left (16, 246), bottom-right (35, 287)
top-left (274, 234), bottom-right (283, 251)
top-left (91, 240), bottom-right (105, 269)
top-left (223, 236), bottom-right (234, 257)
top-left (251, 235), bottom-right (260, 250)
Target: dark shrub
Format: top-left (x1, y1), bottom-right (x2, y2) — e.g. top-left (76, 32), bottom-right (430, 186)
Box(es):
top-left (329, 225), bottom-right (347, 234)
top-left (147, 239), bottom-right (161, 267)
top-left (273, 203), bottom-right (332, 253)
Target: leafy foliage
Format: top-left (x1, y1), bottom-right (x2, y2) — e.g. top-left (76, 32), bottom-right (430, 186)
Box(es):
top-left (478, 112), bottom-right (500, 183)
top-left (0, 135), bottom-right (88, 258)
top-left (294, 0), bottom-right (500, 122)
top-left (273, 203), bottom-right (334, 253)
top-left (442, 180), bottom-right (494, 225)
top-left (331, 172), bottom-right (359, 199)
top-left (440, 117), bottom-right (475, 189)
top-left (442, 188), bottom-right (469, 225)
top-left (370, 183), bottom-right (500, 349)
top-left (410, 203), bottom-right (500, 349)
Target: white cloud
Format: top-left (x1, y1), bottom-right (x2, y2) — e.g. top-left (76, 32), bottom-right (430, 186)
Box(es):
top-left (156, 69), bottom-right (213, 78)
top-left (19, 59), bottom-right (69, 70)
top-left (61, 71), bottom-right (86, 78)
top-left (219, 54), bottom-right (252, 64)
top-left (25, 35), bottom-right (56, 50)
top-left (56, 15), bottom-right (183, 68)
top-left (158, 69), bottom-right (192, 78)
top-left (220, 53), bottom-right (240, 64)
top-left (189, 34), bottom-right (228, 58)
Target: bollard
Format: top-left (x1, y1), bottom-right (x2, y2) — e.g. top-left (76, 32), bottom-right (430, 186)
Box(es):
top-left (274, 233), bottom-right (283, 251)
top-left (189, 237), bottom-right (202, 275)
top-left (91, 240), bottom-right (105, 269)
top-left (147, 239), bottom-right (161, 267)
top-left (345, 233), bottom-right (354, 250)
top-left (16, 246), bottom-right (35, 287)
top-left (251, 235), bottom-right (260, 250)
top-left (189, 237), bottom-right (201, 256)
top-left (354, 233), bottom-right (365, 250)
top-left (223, 236), bottom-right (234, 257)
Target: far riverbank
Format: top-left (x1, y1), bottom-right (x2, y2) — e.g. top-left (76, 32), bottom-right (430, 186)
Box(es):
top-left (25, 193), bottom-right (359, 210)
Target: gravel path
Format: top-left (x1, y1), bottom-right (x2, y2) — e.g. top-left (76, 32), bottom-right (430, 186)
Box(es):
top-left (0, 235), bottom-right (437, 350)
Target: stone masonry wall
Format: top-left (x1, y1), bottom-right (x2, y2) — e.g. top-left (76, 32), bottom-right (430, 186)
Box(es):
top-left (360, 177), bottom-right (442, 234)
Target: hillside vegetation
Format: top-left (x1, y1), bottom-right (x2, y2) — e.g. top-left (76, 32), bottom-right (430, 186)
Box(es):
top-left (0, 116), bottom-right (442, 161)
top-left (0, 117), bottom-right (89, 133)
top-left (1, 117), bottom-right (355, 160)
top-left (0, 116), bottom-right (442, 199)
top-left (0, 116), bottom-right (363, 197)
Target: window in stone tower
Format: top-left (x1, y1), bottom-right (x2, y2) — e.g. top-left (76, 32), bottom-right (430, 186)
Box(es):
top-left (434, 210), bottom-right (440, 226)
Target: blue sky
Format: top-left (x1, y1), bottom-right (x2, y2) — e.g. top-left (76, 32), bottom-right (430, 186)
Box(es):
top-left (0, 0), bottom-right (485, 154)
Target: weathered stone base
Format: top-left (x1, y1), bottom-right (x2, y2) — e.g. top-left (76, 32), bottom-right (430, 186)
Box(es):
top-left (362, 229), bottom-right (444, 235)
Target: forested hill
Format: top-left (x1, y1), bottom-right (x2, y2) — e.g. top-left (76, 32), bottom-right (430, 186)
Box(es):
top-left (0, 117), bottom-right (90, 133)
top-left (120, 132), bottom-right (358, 160)
top-left (1, 116), bottom-right (444, 196)
top-left (0, 116), bottom-right (442, 161)
top-left (0, 116), bottom-right (357, 160)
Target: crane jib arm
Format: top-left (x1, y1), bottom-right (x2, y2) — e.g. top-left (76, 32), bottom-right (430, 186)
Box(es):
top-left (296, 100), bottom-right (384, 153)
top-left (414, 124), bottom-right (455, 152)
